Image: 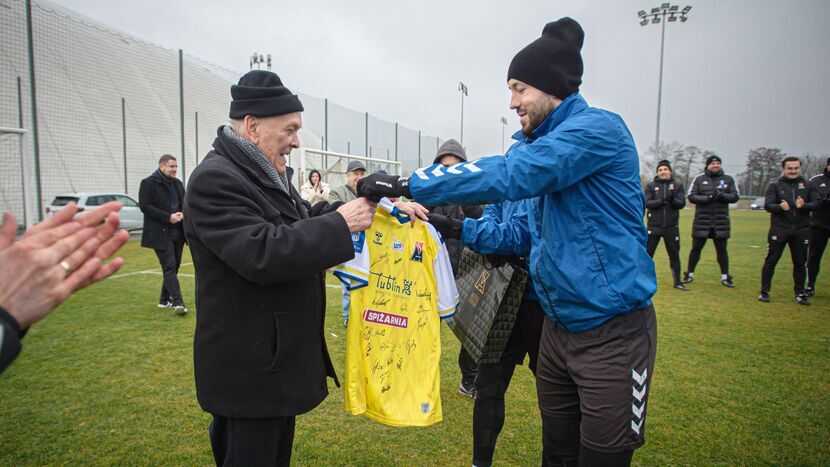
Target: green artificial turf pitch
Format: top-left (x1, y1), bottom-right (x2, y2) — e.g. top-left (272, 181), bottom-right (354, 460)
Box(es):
top-left (0, 210), bottom-right (827, 465)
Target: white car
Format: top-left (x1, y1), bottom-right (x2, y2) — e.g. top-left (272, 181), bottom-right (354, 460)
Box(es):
top-left (750, 196), bottom-right (765, 210)
top-left (46, 192), bottom-right (144, 231)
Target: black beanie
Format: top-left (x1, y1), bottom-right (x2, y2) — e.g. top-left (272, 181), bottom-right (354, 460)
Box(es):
top-left (705, 155), bottom-right (722, 167)
top-left (656, 159), bottom-right (672, 172)
top-left (229, 70), bottom-right (304, 119)
top-left (507, 17), bottom-right (584, 99)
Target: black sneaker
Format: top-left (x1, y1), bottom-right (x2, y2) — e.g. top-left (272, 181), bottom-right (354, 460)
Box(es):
top-left (458, 381), bottom-right (477, 399)
top-left (721, 275), bottom-right (735, 288)
top-left (794, 294), bottom-right (811, 306)
top-left (157, 300), bottom-right (172, 309)
top-left (805, 287), bottom-right (815, 297)
top-left (673, 282), bottom-right (689, 291)
top-left (758, 292), bottom-right (770, 303)
top-left (682, 272), bottom-right (694, 284)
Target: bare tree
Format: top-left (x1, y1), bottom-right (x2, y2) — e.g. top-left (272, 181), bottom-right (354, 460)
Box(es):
top-left (642, 140), bottom-right (683, 178)
top-left (738, 147), bottom-right (786, 197)
top-left (801, 153), bottom-right (829, 179)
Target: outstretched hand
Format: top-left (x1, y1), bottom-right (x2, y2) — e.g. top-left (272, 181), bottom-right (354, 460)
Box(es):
top-left (0, 202), bottom-right (129, 328)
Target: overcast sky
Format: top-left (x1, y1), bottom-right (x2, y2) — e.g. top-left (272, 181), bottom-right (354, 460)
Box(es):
top-left (50, 0), bottom-right (830, 173)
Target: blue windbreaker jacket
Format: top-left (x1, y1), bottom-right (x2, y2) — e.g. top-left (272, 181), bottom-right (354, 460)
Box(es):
top-left (409, 93), bottom-right (656, 332)
top-left (461, 198), bottom-right (538, 301)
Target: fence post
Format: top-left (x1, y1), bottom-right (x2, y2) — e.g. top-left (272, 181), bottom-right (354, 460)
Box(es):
top-left (25, 0), bottom-right (43, 220)
top-left (324, 98), bottom-right (328, 151)
top-left (122, 97), bottom-right (127, 194)
top-left (195, 111), bottom-right (199, 165)
top-left (178, 49), bottom-right (186, 185)
top-left (417, 131), bottom-right (421, 168)
top-left (364, 112), bottom-right (368, 157)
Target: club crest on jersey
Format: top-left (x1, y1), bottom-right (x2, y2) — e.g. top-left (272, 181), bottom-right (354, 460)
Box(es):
top-left (363, 309), bottom-right (408, 328)
top-left (373, 231), bottom-right (384, 246)
top-left (391, 238), bottom-right (404, 252)
top-left (799, 182), bottom-right (805, 189)
top-left (352, 232), bottom-right (365, 254)
top-left (411, 241), bottom-right (424, 262)
top-left (669, 183), bottom-right (675, 190)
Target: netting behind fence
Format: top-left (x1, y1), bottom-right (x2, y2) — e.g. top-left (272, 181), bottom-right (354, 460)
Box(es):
top-left (0, 0), bottom-right (446, 222)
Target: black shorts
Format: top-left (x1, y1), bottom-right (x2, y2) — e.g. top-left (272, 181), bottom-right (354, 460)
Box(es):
top-left (536, 306), bottom-right (657, 452)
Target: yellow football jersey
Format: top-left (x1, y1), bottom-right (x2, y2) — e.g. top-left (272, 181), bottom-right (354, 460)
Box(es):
top-left (333, 198), bottom-right (458, 427)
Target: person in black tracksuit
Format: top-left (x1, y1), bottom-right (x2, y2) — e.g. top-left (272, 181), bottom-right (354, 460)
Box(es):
top-left (644, 159), bottom-right (687, 290)
top-left (427, 139), bottom-right (484, 399)
top-left (758, 157), bottom-right (813, 305)
top-left (806, 157), bottom-right (830, 297)
top-left (684, 155), bottom-right (739, 287)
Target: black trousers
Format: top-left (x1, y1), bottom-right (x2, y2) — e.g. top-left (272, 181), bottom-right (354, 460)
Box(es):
top-left (209, 414), bottom-right (296, 467)
top-left (459, 347), bottom-right (478, 385)
top-left (646, 227), bottom-right (682, 284)
top-left (537, 307), bottom-right (657, 466)
top-left (761, 228), bottom-right (809, 295)
top-left (154, 228), bottom-right (184, 304)
top-left (472, 299), bottom-right (544, 467)
top-left (687, 235), bottom-right (729, 275)
top-left (807, 226), bottom-right (829, 288)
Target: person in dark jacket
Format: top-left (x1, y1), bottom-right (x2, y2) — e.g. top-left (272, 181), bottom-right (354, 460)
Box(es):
top-left (427, 139), bottom-right (483, 399)
top-left (683, 155), bottom-right (739, 287)
top-left (805, 157), bottom-right (830, 297)
top-left (139, 155), bottom-right (188, 315)
top-left (758, 157), bottom-right (812, 304)
top-left (183, 70), bottom-right (375, 466)
top-left (644, 159), bottom-right (688, 290)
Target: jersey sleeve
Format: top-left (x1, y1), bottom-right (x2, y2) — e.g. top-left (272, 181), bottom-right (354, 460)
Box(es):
top-left (332, 231), bottom-right (370, 290)
top-left (425, 223), bottom-right (459, 318)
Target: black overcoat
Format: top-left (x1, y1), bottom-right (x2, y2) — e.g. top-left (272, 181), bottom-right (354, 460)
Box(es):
top-left (139, 172), bottom-right (185, 250)
top-left (183, 127), bottom-right (353, 418)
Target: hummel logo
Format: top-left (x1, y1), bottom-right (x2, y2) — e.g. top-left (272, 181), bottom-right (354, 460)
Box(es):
top-left (375, 181), bottom-right (393, 188)
top-left (632, 402), bottom-right (645, 419)
top-left (431, 165), bottom-right (445, 177)
top-left (631, 419), bottom-right (643, 434)
top-left (632, 368), bottom-right (647, 386)
top-left (633, 384), bottom-right (647, 402)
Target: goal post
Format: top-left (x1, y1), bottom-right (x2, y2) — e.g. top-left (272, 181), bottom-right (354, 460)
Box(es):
top-left (0, 126), bottom-right (33, 231)
top-left (294, 147), bottom-right (403, 191)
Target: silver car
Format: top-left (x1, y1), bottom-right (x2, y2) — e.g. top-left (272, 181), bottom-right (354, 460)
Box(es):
top-left (46, 192), bottom-right (144, 231)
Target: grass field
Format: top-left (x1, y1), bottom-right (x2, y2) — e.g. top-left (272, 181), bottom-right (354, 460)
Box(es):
top-left (0, 210), bottom-right (828, 465)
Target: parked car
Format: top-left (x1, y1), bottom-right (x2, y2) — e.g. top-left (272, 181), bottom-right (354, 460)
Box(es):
top-left (750, 196), bottom-right (765, 210)
top-left (46, 192), bottom-right (143, 231)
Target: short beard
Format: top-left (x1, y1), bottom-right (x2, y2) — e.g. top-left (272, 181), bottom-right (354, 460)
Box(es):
top-left (522, 94), bottom-right (559, 136)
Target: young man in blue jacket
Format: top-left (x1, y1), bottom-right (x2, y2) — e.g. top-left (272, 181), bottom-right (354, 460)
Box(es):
top-left (359, 17), bottom-right (657, 466)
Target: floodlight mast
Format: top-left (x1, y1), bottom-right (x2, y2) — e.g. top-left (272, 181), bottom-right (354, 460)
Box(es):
top-left (458, 82), bottom-right (468, 145)
top-left (638, 4), bottom-right (691, 146)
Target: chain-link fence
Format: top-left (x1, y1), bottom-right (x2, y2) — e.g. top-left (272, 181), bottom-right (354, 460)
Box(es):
top-left (1, 0), bottom-right (447, 226)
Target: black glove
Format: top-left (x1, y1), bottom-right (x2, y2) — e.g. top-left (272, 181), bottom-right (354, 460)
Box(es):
top-left (427, 213), bottom-right (462, 240)
top-left (356, 174), bottom-right (411, 202)
top-left (714, 190), bottom-right (726, 201)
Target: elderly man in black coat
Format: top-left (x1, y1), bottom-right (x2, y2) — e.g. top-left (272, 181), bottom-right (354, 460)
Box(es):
top-left (139, 154), bottom-right (187, 315)
top-left (184, 70), bottom-right (375, 466)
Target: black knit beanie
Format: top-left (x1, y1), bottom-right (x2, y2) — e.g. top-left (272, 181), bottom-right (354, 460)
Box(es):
top-left (229, 70), bottom-right (304, 119)
top-left (656, 159), bottom-right (672, 172)
top-left (507, 17), bottom-right (584, 99)
top-left (705, 155), bottom-right (722, 168)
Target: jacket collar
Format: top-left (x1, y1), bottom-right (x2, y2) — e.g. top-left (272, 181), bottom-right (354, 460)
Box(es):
top-left (511, 93), bottom-right (588, 144)
top-left (653, 175), bottom-right (675, 184)
top-left (777, 175), bottom-right (806, 184)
